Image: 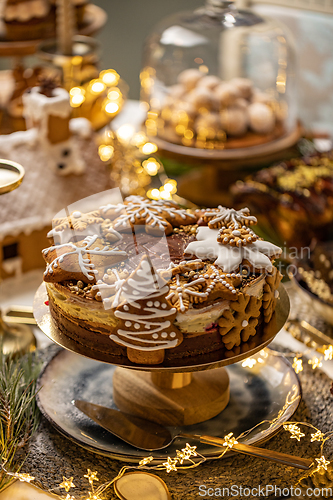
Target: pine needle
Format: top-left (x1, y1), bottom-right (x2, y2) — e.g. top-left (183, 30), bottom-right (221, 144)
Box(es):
top-left (0, 351), bottom-right (40, 492)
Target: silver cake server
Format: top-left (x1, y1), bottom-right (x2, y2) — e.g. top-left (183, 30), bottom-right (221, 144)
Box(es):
top-left (74, 400), bottom-right (313, 470)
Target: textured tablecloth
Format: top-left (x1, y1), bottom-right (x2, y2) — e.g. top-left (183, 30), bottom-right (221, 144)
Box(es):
top-left (21, 285), bottom-right (333, 499)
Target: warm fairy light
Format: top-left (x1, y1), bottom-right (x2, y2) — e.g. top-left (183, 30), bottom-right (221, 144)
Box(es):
top-left (98, 145), bottom-right (114, 162)
top-left (311, 430), bottom-right (325, 442)
top-left (283, 424), bottom-right (305, 441)
top-left (324, 345), bottom-right (333, 361)
top-left (69, 87), bottom-right (86, 107)
top-left (70, 87), bottom-right (83, 96)
top-left (292, 357), bottom-right (303, 374)
top-left (308, 357), bottom-right (323, 370)
top-left (105, 101), bottom-right (120, 115)
top-left (147, 188), bottom-right (161, 200)
top-left (223, 433), bottom-right (238, 449)
top-left (163, 179), bottom-right (177, 194)
top-left (100, 69), bottom-right (120, 86)
top-left (242, 358), bottom-right (257, 368)
top-left (162, 457), bottom-right (178, 473)
top-left (15, 473), bottom-right (35, 483)
top-left (314, 456), bottom-right (330, 472)
top-left (116, 124), bottom-right (135, 144)
top-left (107, 88), bottom-right (122, 101)
top-left (84, 469), bottom-right (99, 486)
top-left (59, 477), bottom-right (75, 492)
top-left (140, 142), bottom-right (158, 155)
top-left (142, 158), bottom-right (160, 176)
top-left (131, 131), bottom-right (148, 147)
top-left (159, 188), bottom-right (172, 200)
top-left (90, 80), bottom-right (106, 94)
top-left (139, 456), bottom-right (154, 466)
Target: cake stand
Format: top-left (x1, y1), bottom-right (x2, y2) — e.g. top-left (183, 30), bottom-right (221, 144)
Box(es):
top-left (0, 160), bottom-right (36, 355)
top-left (33, 282), bottom-right (299, 460)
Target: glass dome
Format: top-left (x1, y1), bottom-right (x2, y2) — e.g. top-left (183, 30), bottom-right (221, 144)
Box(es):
top-left (141, 0), bottom-right (297, 155)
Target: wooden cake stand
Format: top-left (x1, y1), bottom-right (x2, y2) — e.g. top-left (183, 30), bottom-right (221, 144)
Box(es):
top-left (34, 283), bottom-right (289, 427)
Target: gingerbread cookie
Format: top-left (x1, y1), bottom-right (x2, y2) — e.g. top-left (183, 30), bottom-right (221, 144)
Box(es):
top-left (110, 256), bottom-right (183, 364)
top-left (218, 294), bottom-right (261, 349)
top-left (42, 235), bottom-right (127, 284)
top-left (203, 264), bottom-right (242, 301)
top-left (100, 196), bottom-right (197, 236)
top-left (262, 267), bottom-right (282, 323)
top-left (48, 210), bottom-right (106, 244)
top-left (217, 226), bottom-right (260, 247)
top-left (202, 206), bottom-right (257, 230)
top-left (166, 273), bottom-right (207, 312)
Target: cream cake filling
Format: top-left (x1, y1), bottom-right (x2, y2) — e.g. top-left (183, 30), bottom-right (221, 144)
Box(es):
top-left (47, 272), bottom-right (265, 335)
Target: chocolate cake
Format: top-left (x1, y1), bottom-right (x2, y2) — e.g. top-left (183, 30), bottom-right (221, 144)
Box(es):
top-left (42, 196), bottom-right (282, 365)
top-left (231, 151), bottom-right (333, 248)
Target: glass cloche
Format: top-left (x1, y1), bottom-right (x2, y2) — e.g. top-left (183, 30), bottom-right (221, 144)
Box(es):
top-left (141, 0), bottom-right (298, 156)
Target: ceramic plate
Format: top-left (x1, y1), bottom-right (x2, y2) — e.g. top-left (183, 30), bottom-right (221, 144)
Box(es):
top-left (37, 349), bottom-right (300, 462)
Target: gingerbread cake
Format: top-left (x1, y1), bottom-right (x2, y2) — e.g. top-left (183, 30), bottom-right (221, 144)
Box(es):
top-left (42, 197), bottom-right (283, 365)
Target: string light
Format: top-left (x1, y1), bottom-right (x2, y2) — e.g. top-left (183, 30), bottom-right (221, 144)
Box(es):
top-left (59, 477), bottom-right (75, 492)
top-left (139, 456), bottom-right (154, 466)
top-left (242, 358), bottom-right (257, 368)
top-left (324, 345), bottom-right (333, 361)
top-left (15, 473), bottom-right (35, 482)
top-left (283, 424), bottom-right (305, 441)
top-left (98, 145), bottom-right (114, 162)
top-left (292, 357), bottom-right (303, 374)
top-left (223, 433), bottom-right (238, 449)
top-left (310, 430), bottom-right (325, 442)
top-left (69, 69), bottom-right (124, 127)
top-left (162, 457), bottom-right (178, 473)
top-left (308, 357), bottom-right (323, 370)
top-left (84, 470), bottom-right (99, 486)
top-left (314, 456), bottom-right (330, 472)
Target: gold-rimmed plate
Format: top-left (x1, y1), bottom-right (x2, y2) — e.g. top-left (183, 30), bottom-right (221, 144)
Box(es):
top-left (37, 348), bottom-right (301, 463)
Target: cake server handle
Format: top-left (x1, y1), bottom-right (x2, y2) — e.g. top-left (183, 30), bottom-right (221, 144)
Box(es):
top-left (180, 433), bottom-right (313, 470)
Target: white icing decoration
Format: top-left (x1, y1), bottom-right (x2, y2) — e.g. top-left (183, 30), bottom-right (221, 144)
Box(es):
top-left (274, 290), bottom-right (279, 298)
top-left (110, 258), bottom-right (180, 351)
top-left (242, 320), bottom-right (249, 327)
top-left (43, 235), bottom-right (126, 280)
top-left (165, 274), bottom-right (208, 312)
top-left (185, 227), bottom-right (281, 272)
top-left (47, 223), bottom-right (122, 246)
top-left (72, 211), bottom-right (82, 218)
top-left (92, 268), bottom-right (128, 309)
top-left (100, 195), bottom-right (195, 232)
top-left (204, 206), bottom-right (257, 229)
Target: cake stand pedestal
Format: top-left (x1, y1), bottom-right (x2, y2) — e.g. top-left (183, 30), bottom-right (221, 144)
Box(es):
top-left (113, 366), bottom-right (230, 426)
top-left (34, 283), bottom-right (289, 427)
top-left (0, 160), bottom-right (36, 355)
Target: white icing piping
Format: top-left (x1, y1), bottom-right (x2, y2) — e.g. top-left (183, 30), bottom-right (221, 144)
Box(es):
top-left (204, 206), bottom-right (257, 229)
top-left (42, 234), bottom-right (126, 280)
top-left (184, 226), bottom-right (281, 272)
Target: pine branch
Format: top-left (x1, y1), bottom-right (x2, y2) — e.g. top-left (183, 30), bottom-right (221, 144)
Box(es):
top-left (0, 351), bottom-right (41, 492)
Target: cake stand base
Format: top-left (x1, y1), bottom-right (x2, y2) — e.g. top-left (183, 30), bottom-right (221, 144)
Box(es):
top-left (113, 366), bottom-right (230, 426)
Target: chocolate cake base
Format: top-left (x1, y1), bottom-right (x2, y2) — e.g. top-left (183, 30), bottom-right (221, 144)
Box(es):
top-left (49, 299), bottom-right (227, 361)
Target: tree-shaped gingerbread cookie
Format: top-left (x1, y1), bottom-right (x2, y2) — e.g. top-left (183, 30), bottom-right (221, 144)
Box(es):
top-left (110, 255), bottom-right (183, 364)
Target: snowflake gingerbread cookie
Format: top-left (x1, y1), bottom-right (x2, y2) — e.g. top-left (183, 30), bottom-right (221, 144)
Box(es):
top-left (99, 195), bottom-right (197, 235)
top-left (42, 235), bottom-right (127, 283)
